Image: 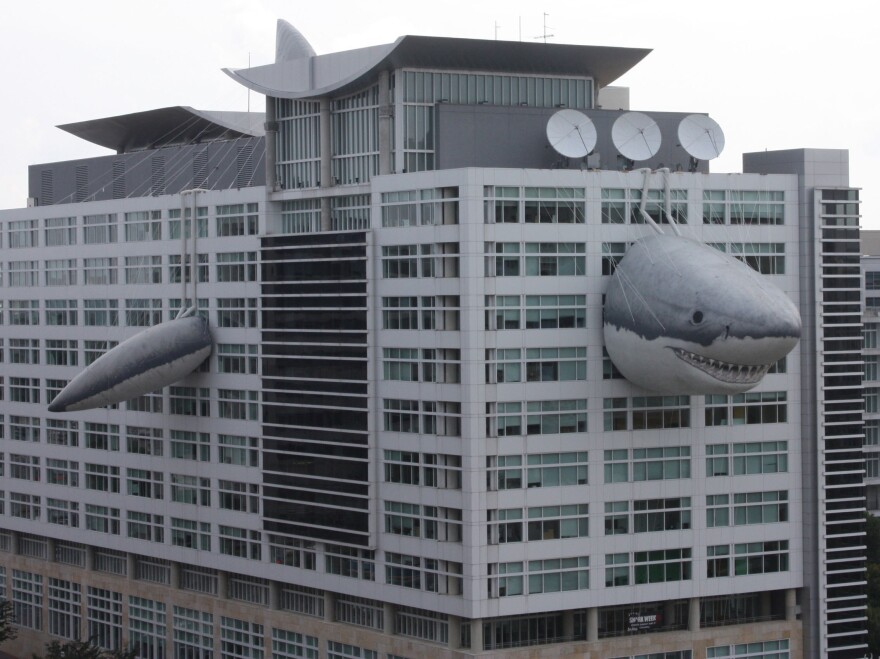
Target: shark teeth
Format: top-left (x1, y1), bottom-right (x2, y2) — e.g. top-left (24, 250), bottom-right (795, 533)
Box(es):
top-left (671, 348), bottom-right (770, 385)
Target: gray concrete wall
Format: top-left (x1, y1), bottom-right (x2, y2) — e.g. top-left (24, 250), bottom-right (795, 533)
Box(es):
top-left (862, 229), bottom-right (880, 256)
top-left (435, 105), bottom-right (710, 173)
top-left (744, 147), bottom-right (849, 185)
top-left (29, 136), bottom-right (266, 206)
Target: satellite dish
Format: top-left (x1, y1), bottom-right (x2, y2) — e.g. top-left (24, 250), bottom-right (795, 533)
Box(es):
top-left (546, 109), bottom-right (597, 158)
top-left (678, 114), bottom-right (725, 160)
top-left (612, 112), bottom-right (662, 161)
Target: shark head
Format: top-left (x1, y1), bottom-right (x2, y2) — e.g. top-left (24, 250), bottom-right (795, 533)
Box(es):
top-left (603, 234), bottom-right (801, 394)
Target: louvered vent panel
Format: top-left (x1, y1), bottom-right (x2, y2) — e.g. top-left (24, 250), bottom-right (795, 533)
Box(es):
top-left (236, 144), bottom-right (255, 188)
top-left (40, 169), bottom-right (54, 205)
top-left (151, 156), bottom-right (166, 196)
top-left (112, 161), bottom-right (126, 199)
top-left (193, 149), bottom-right (208, 188)
top-left (74, 165), bottom-right (88, 202)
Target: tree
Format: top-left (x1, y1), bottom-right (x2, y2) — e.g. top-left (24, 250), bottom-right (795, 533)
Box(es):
top-left (105, 648), bottom-right (136, 659)
top-left (867, 513), bottom-right (880, 656)
top-left (868, 511), bottom-right (880, 564)
top-left (35, 639), bottom-right (136, 659)
top-left (870, 605), bottom-right (880, 659)
top-left (39, 640), bottom-right (104, 659)
top-left (0, 599), bottom-right (18, 645)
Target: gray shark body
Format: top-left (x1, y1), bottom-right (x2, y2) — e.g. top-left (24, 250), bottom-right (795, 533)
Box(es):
top-left (48, 315), bottom-right (213, 413)
top-left (603, 234), bottom-right (801, 394)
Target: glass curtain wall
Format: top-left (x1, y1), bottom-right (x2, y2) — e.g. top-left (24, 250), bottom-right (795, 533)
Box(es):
top-left (276, 99), bottom-right (321, 190)
top-left (332, 86), bottom-right (380, 185)
top-left (399, 70), bottom-right (593, 173)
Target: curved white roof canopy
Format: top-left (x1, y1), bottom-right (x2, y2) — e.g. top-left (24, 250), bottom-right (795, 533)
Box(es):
top-left (224, 35), bottom-right (651, 100)
top-left (57, 106), bottom-right (265, 153)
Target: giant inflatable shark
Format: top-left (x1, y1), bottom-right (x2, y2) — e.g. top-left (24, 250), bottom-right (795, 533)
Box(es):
top-left (48, 315), bottom-right (213, 413)
top-left (603, 233), bottom-right (801, 394)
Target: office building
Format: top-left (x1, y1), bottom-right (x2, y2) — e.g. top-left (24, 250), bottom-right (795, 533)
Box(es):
top-left (0, 20), bottom-right (866, 659)
top-left (862, 231), bottom-right (880, 513)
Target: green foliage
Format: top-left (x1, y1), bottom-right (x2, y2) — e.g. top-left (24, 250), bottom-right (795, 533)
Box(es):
top-left (105, 648), bottom-right (136, 659)
top-left (868, 513), bottom-right (880, 656)
top-left (868, 512), bottom-right (880, 564)
top-left (870, 606), bottom-right (880, 659)
top-left (39, 639), bottom-right (104, 659)
top-left (0, 599), bottom-right (18, 644)
top-left (35, 639), bottom-right (136, 659)
top-left (869, 563), bottom-right (880, 606)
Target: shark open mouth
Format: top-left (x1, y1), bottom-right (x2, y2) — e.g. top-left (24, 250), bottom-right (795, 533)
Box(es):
top-left (671, 348), bottom-right (770, 385)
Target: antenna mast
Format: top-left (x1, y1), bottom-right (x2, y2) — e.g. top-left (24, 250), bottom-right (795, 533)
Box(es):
top-left (533, 13), bottom-right (554, 43)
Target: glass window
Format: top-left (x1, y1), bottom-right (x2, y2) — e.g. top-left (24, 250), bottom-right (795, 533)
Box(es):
top-left (168, 207), bottom-right (208, 239)
top-left (171, 518), bottom-right (211, 551)
top-left (84, 258), bottom-right (118, 285)
top-left (173, 607), bottom-right (213, 658)
top-left (125, 256), bottom-right (162, 284)
top-left (217, 203), bottom-right (259, 236)
top-left (45, 259), bottom-right (77, 286)
top-left (46, 300), bottom-right (77, 326)
top-left (124, 210), bottom-right (161, 241)
top-left (83, 214), bottom-right (118, 243)
top-left (45, 217), bottom-right (77, 246)
top-left (8, 220), bottom-right (38, 248)
top-left (8, 260), bottom-right (38, 287)
top-left (216, 251), bottom-right (257, 282)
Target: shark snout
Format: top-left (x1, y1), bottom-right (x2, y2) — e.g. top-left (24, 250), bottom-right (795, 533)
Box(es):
top-left (724, 284), bottom-right (801, 342)
top-left (710, 310), bottom-right (801, 367)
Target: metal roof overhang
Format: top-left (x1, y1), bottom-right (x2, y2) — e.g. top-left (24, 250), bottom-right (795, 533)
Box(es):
top-left (224, 35), bottom-right (651, 100)
top-left (57, 106), bottom-right (265, 153)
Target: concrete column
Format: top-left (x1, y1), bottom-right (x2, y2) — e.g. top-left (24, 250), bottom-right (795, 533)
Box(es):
top-left (84, 544), bottom-right (95, 571)
top-left (46, 537), bottom-right (56, 562)
top-left (319, 97), bottom-right (332, 188)
top-left (785, 588), bottom-right (798, 620)
top-left (321, 196), bottom-right (332, 232)
top-left (170, 562), bottom-right (181, 590)
top-left (447, 616), bottom-right (462, 650)
top-left (127, 553), bottom-right (137, 580)
top-left (688, 597), bottom-right (700, 631)
top-left (378, 70), bottom-right (392, 175)
top-left (264, 97), bottom-right (278, 192)
top-left (269, 581), bottom-right (282, 610)
top-left (587, 607), bottom-right (598, 642)
top-left (10, 531), bottom-right (20, 556)
top-left (760, 591), bottom-right (772, 618)
top-left (319, 96), bottom-right (332, 231)
top-left (323, 591), bottom-right (336, 622)
top-left (470, 618), bottom-right (484, 653)
top-left (217, 570), bottom-right (228, 599)
top-left (562, 610), bottom-right (575, 639)
top-left (81, 604), bottom-right (90, 643)
top-left (383, 603), bottom-right (395, 636)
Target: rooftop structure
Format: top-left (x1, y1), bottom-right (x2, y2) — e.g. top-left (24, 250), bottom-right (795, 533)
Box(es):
top-left (58, 106), bottom-right (265, 154)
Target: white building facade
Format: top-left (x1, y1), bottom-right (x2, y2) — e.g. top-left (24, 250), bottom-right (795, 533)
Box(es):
top-left (0, 24), bottom-right (865, 659)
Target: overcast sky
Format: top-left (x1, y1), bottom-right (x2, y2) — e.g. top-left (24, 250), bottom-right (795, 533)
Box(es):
top-left (1, 0), bottom-right (875, 224)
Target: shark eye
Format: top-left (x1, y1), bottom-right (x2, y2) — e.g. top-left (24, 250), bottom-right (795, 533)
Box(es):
top-left (691, 310), bottom-right (704, 325)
